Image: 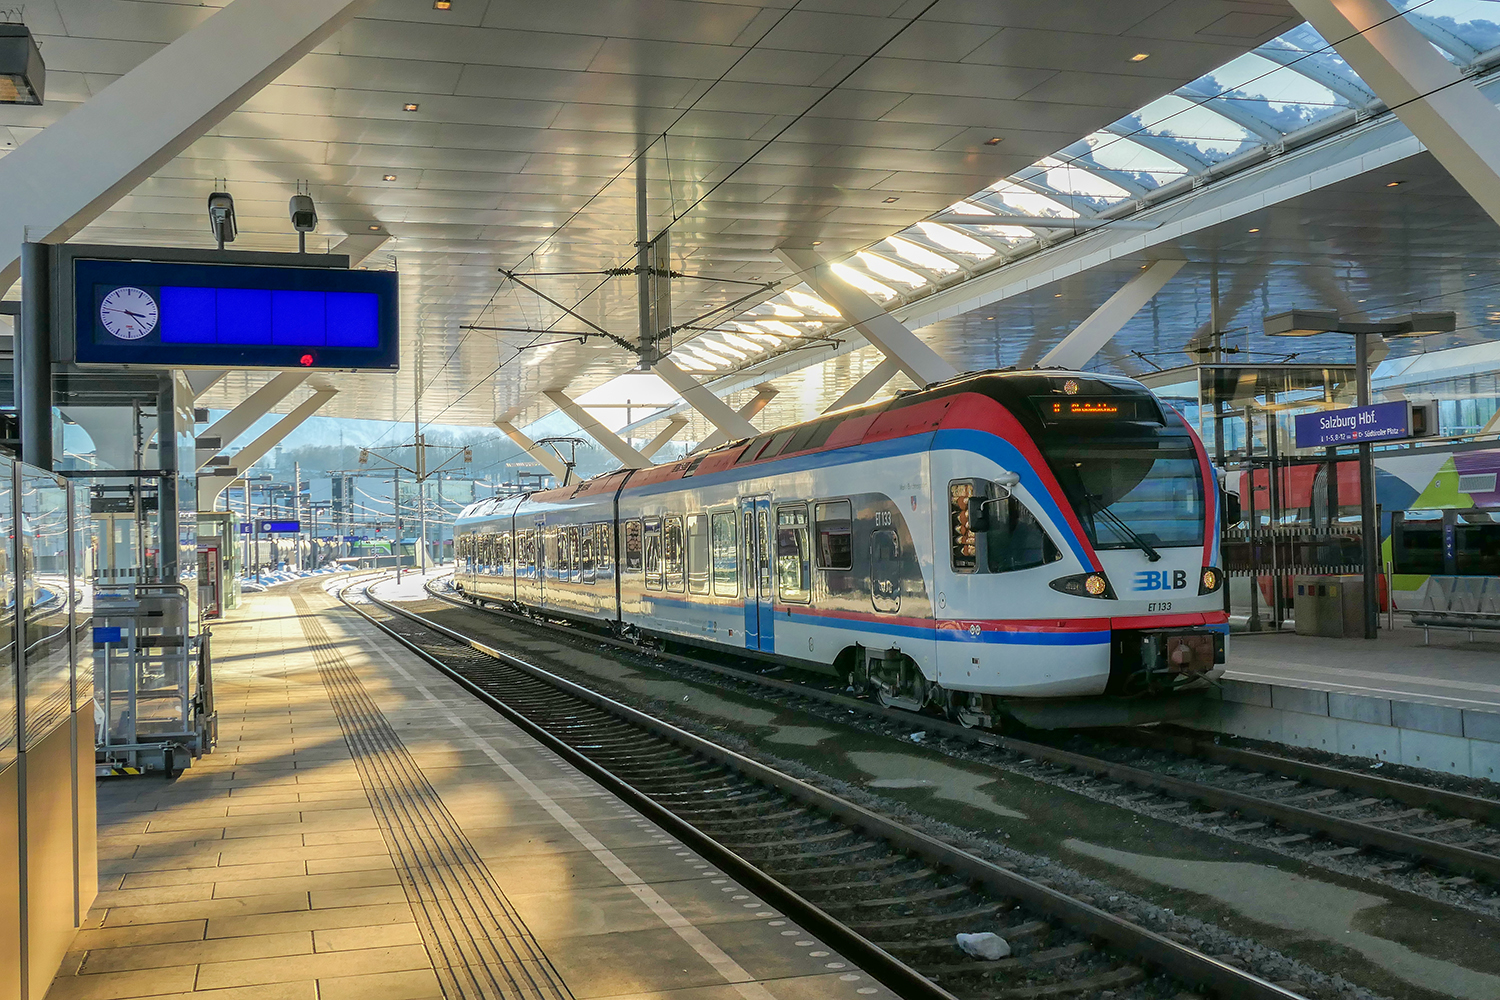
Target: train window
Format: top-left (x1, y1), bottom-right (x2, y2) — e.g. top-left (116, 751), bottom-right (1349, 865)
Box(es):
top-left (598, 523), bottom-right (614, 578)
top-left (1456, 520), bottom-right (1500, 576)
top-left (644, 519), bottom-right (663, 591)
top-left (500, 532), bottom-right (512, 572)
top-left (1393, 512), bottom-right (1444, 575)
top-left (570, 527), bottom-right (583, 582)
top-left (734, 435), bottom-right (775, 465)
top-left (949, 480), bottom-right (981, 571)
top-left (687, 514), bottom-right (709, 595)
top-left (785, 418), bottom-right (837, 455)
top-left (983, 497), bottom-right (1061, 573)
top-left (871, 529), bottom-right (901, 614)
top-left (581, 525), bottom-right (596, 584)
top-left (711, 511), bottom-right (737, 596)
top-left (776, 505), bottom-right (811, 603)
top-left (624, 520), bottom-right (643, 572)
top-left (814, 501), bottom-right (853, 570)
top-left (544, 530), bottom-right (559, 581)
top-left (664, 516), bottom-right (685, 593)
top-left (758, 430), bottom-right (796, 461)
top-left (759, 508), bottom-right (773, 595)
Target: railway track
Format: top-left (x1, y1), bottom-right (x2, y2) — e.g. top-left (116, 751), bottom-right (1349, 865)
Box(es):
top-left (417, 577), bottom-right (1500, 893)
top-left (342, 579), bottom-right (1304, 1000)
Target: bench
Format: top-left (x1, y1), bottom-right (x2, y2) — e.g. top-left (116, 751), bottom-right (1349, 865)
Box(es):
top-left (1406, 575), bottom-right (1500, 644)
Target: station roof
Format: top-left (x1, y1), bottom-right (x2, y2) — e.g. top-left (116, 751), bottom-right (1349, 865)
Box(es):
top-left (0, 0), bottom-right (1308, 428)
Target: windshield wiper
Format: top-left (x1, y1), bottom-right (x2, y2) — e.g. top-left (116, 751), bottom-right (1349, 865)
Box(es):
top-left (1083, 493), bottom-right (1161, 562)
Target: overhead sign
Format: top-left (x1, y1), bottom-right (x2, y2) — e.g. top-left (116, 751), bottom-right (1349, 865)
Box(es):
top-left (1294, 401), bottom-right (1411, 448)
top-left (72, 257), bottom-right (398, 371)
top-left (238, 523), bottom-right (253, 535)
top-left (258, 519), bottom-right (301, 533)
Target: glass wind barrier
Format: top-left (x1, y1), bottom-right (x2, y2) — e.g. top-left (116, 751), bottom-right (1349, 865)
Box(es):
top-left (21, 468), bottom-right (75, 747)
top-left (72, 484), bottom-right (95, 712)
top-left (0, 457), bottom-right (13, 771)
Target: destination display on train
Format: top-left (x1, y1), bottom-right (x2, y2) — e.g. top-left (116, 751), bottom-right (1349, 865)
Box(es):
top-left (1033, 396), bottom-right (1158, 425)
top-left (73, 257), bottom-right (399, 371)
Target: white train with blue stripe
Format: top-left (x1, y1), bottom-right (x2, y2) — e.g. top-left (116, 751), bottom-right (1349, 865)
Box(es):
top-left (454, 370), bottom-right (1227, 727)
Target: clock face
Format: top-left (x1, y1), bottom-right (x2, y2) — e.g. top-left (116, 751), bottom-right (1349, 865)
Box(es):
top-left (99, 286), bottom-right (159, 340)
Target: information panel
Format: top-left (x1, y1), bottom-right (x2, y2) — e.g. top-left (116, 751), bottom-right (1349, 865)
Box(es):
top-left (1294, 401), bottom-right (1411, 448)
top-left (258, 520), bottom-right (301, 533)
top-left (73, 258), bottom-right (398, 370)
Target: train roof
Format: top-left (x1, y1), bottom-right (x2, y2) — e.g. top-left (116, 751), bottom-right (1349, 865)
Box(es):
top-left (459, 369), bottom-right (1167, 518)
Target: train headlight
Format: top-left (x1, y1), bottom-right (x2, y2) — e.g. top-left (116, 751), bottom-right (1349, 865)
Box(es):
top-left (1199, 567), bottom-right (1222, 594)
top-left (1049, 571), bottom-right (1115, 599)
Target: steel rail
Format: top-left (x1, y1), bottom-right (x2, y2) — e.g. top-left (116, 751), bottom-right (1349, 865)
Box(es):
top-left (421, 579), bottom-right (1500, 882)
top-left (350, 579), bottom-right (1303, 1000)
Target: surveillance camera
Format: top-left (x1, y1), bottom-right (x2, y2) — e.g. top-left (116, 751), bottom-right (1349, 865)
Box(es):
top-left (207, 190), bottom-right (237, 245)
top-left (289, 193), bottom-right (318, 233)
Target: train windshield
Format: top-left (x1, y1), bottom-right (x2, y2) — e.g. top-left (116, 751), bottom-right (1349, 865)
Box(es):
top-left (1040, 439), bottom-right (1205, 551)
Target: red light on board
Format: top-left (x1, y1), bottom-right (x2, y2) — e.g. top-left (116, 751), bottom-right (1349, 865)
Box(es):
top-left (299, 353), bottom-right (315, 366)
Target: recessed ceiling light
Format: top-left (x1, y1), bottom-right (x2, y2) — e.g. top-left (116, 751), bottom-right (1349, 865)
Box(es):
top-left (984, 137), bottom-right (1002, 146)
top-left (1248, 228), bottom-right (1260, 233)
top-left (382, 174), bottom-right (397, 182)
top-left (1130, 53), bottom-right (1150, 62)
top-left (883, 197), bottom-right (899, 203)
top-left (811, 240), bottom-right (822, 245)
top-left (368, 225), bottom-right (381, 231)
top-left (985, 316), bottom-right (994, 320)
top-left (1386, 180), bottom-right (1402, 187)
top-left (432, 0), bottom-right (451, 7)
top-left (402, 103), bottom-right (419, 112)
top-left (1054, 293), bottom-right (1062, 298)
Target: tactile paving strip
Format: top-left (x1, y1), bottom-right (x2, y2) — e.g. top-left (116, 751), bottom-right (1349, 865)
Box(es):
top-left (293, 595), bottom-right (573, 1000)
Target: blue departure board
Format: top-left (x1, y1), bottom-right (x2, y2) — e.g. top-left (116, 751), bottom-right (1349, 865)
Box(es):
top-left (73, 258), bottom-right (399, 370)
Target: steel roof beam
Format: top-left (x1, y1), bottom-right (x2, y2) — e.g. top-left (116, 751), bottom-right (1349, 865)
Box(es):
top-left (195, 371), bottom-right (309, 471)
top-left (651, 357), bottom-right (761, 440)
top-left (824, 357), bottom-right (902, 414)
top-left (1038, 259), bottom-right (1186, 370)
top-left (1292, 0), bottom-right (1500, 229)
top-left (0, 0), bottom-right (372, 290)
top-left (494, 420), bottom-right (570, 483)
top-left (693, 385), bottom-right (779, 454)
top-left (642, 416), bottom-right (690, 459)
top-left (776, 248), bottom-right (957, 388)
top-left (198, 387), bottom-right (337, 510)
top-left (543, 389), bottom-right (652, 470)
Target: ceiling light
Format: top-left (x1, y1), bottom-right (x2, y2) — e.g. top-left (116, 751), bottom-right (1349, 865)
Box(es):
top-left (984, 137), bottom-right (1002, 146)
top-left (985, 316), bottom-right (994, 320)
top-left (432, 0), bottom-right (451, 7)
top-left (811, 240), bottom-right (822, 245)
top-left (0, 25), bottom-right (45, 105)
top-left (1248, 228), bottom-right (1260, 233)
top-left (382, 174), bottom-right (397, 182)
top-left (882, 197), bottom-right (900, 203)
top-left (368, 224), bottom-right (381, 231)
top-left (1386, 181), bottom-right (1402, 188)
top-left (1054, 293), bottom-right (1062, 298)
top-left (402, 103), bottom-right (419, 112)
top-left (1130, 53), bottom-right (1150, 62)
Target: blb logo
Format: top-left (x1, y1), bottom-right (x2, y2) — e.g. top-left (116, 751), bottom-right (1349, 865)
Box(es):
top-left (1133, 569), bottom-right (1188, 592)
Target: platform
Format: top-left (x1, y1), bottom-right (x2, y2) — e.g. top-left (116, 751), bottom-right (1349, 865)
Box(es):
top-left (1191, 622), bottom-right (1500, 780)
top-left (49, 578), bottom-right (891, 1000)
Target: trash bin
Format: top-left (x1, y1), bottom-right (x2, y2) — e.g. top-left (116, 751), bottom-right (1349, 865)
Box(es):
top-left (1293, 574), bottom-right (1364, 638)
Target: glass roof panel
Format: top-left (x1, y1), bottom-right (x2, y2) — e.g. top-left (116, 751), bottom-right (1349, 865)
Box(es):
top-left (1061, 133), bottom-right (1188, 191)
top-left (912, 222), bottom-right (999, 258)
top-left (1393, 0), bottom-right (1500, 56)
top-left (1012, 156), bottom-right (1133, 210)
top-left (1196, 52), bottom-right (1351, 133)
top-left (1121, 94), bottom-right (1259, 163)
top-left (882, 236), bottom-right (961, 274)
top-left (980, 181), bottom-right (1079, 218)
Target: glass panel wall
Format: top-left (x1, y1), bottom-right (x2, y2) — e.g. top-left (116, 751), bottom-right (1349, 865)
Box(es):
top-left (20, 468), bottom-right (74, 747)
top-left (0, 456), bottom-right (14, 771)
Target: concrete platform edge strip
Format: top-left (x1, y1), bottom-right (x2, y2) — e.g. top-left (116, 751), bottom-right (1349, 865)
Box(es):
top-left (1188, 680), bottom-right (1500, 780)
top-left (291, 594), bottom-right (574, 1000)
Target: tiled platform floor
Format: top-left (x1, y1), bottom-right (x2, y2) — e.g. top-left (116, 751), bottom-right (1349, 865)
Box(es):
top-left (49, 577), bottom-right (892, 1000)
top-left (1226, 623), bottom-right (1500, 713)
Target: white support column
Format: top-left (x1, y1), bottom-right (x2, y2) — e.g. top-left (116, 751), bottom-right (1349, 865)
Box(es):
top-left (1291, 0), bottom-right (1500, 227)
top-left (651, 358), bottom-right (760, 440)
top-left (776, 248), bottom-right (958, 388)
top-left (196, 371), bottom-right (309, 470)
top-left (494, 420), bottom-right (570, 483)
top-left (0, 0), bottom-right (372, 289)
top-left (1038, 259), bottom-right (1186, 370)
top-left (198, 387), bottom-right (336, 510)
top-left (694, 385), bottom-right (778, 454)
top-left (824, 357), bottom-right (901, 413)
top-left (642, 416), bottom-right (689, 459)
top-left (544, 389), bottom-right (652, 470)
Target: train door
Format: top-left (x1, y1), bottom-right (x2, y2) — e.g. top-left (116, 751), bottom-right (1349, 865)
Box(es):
top-left (741, 496), bottom-right (774, 651)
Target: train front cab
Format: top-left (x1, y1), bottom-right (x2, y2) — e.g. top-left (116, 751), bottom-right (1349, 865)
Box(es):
top-left (926, 380), bottom-right (1227, 724)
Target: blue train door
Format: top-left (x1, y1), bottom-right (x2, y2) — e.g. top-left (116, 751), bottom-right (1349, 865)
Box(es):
top-left (741, 496), bottom-right (774, 651)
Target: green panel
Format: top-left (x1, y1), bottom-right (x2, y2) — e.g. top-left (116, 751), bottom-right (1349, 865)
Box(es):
top-left (1412, 457), bottom-right (1474, 509)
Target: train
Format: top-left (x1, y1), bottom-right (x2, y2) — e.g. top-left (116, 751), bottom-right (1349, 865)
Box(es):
top-left (454, 370), bottom-right (1227, 728)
